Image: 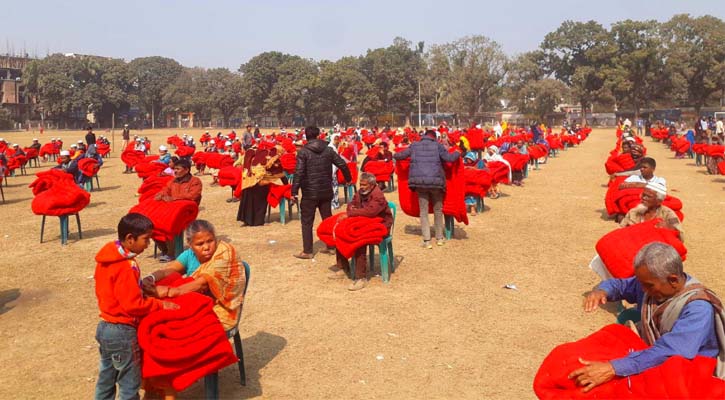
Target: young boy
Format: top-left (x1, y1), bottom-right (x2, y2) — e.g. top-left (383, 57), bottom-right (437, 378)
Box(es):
top-left (94, 213), bottom-right (178, 400)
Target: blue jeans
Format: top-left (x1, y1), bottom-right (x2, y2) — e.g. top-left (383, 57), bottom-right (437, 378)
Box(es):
top-left (95, 321), bottom-right (141, 400)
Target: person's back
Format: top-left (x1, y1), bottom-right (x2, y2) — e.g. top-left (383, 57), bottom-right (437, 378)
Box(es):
top-left (86, 130), bottom-right (97, 146)
top-left (294, 138), bottom-right (350, 200)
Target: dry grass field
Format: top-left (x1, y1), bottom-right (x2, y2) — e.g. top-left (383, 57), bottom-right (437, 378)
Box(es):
top-left (0, 127), bottom-right (723, 399)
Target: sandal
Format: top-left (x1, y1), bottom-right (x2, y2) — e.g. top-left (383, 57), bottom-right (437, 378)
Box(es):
top-left (293, 252), bottom-right (314, 260)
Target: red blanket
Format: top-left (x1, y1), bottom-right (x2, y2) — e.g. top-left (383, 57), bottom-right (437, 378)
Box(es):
top-left (138, 276), bottom-right (237, 392)
top-left (502, 152), bottom-right (529, 171)
top-left (464, 127), bottom-right (486, 150)
top-left (39, 143), bottom-right (58, 158)
top-left (280, 152), bottom-right (297, 174)
top-left (121, 150), bottom-right (146, 168)
top-left (134, 162), bottom-right (167, 179)
top-left (96, 143), bottom-right (111, 157)
top-left (363, 160), bottom-right (394, 182)
top-left (464, 168), bottom-right (492, 197)
top-left (24, 148), bottom-right (39, 160)
top-left (218, 166), bottom-right (241, 188)
top-left (204, 153), bottom-right (234, 169)
top-left (316, 214), bottom-right (388, 258)
top-left (528, 144), bottom-right (548, 160)
top-left (29, 170), bottom-right (90, 216)
top-left (595, 219), bottom-right (687, 278)
top-left (719, 161), bottom-right (725, 175)
top-left (175, 145), bottom-right (195, 158)
top-left (77, 158), bottom-right (99, 177)
top-left (129, 199), bottom-right (199, 241)
top-left (605, 153), bottom-right (636, 175)
top-left (336, 162), bottom-right (358, 184)
top-left (137, 175), bottom-right (173, 203)
top-left (534, 324), bottom-right (725, 399)
top-left (706, 145), bottom-right (725, 158)
top-left (266, 183), bottom-right (292, 208)
top-left (486, 161), bottom-right (510, 185)
top-left (604, 177), bottom-right (684, 220)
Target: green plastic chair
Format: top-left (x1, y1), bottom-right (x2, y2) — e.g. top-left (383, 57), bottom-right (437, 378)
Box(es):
top-left (350, 201), bottom-right (397, 283)
top-left (444, 215), bottom-right (455, 240)
top-left (616, 308), bottom-right (641, 325)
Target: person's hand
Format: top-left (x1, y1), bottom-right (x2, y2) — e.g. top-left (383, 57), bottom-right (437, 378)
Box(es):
top-left (155, 285), bottom-right (170, 298)
top-left (142, 276), bottom-right (156, 296)
top-left (337, 213), bottom-right (348, 221)
top-left (161, 195), bottom-right (173, 202)
top-left (161, 301), bottom-right (180, 310)
top-left (154, 192), bottom-right (163, 201)
top-left (167, 287), bottom-right (180, 298)
top-left (568, 358), bottom-right (615, 392)
top-left (584, 289), bottom-right (608, 312)
top-left (290, 195), bottom-right (298, 204)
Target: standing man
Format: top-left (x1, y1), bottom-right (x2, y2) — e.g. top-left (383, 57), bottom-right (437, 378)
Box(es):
top-left (85, 126), bottom-right (97, 152)
top-left (242, 124), bottom-right (254, 150)
top-left (292, 126), bottom-right (351, 260)
top-left (393, 129), bottom-right (460, 248)
top-left (121, 124), bottom-right (131, 150)
top-left (716, 117), bottom-right (724, 141)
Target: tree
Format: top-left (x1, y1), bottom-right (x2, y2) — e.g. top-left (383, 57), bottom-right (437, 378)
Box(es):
top-left (541, 21), bottom-right (616, 124)
top-left (129, 56), bottom-right (184, 128)
top-left (605, 20), bottom-right (668, 120)
top-left (519, 79), bottom-right (569, 121)
top-left (362, 37), bottom-right (424, 122)
top-left (662, 14), bottom-right (725, 114)
top-left (163, 67), bottom-right (213, 126)
top-left (239, 52), bottom-right (298, 119)
top-left (0, 107), bottom-right (13, 130)
top-left (425, 35), bottom-right (507, 122)
top-left (317, 57), bottom-right (381, 125)
top-left (207, 68), bottom-right (245, 128)
top-left (264, 57), bottom-right (319, 124)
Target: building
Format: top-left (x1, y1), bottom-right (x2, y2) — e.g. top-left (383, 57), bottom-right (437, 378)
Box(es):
top-left (0, 55), bottom-right (32, 120)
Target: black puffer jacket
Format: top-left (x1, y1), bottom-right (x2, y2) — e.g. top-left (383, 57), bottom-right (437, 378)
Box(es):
top-left (292, 139), bottom-right (351, 200)
top-left (393, 136), bottom-right (460, 190)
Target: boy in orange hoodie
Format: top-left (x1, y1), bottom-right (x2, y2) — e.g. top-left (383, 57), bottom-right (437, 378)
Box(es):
top-left (94, 213), bottom-right (178, 400)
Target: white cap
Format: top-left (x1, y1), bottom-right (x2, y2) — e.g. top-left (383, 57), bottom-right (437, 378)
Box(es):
top-left (210, 139), bottom-right (215, 144)
top-left (33, 138), bottom-right (38, 141)
top-left (70, 144), bottom-right (78, 148)
top-left (136, 137), bottom-right (143, 142)
top-left (124, 124), bottom-right (129, 127)
top-left (78, 140), bottom-right (83, 143)
top-left (0, 138), bottom-right (4, 141)
top-left (159, 145), bottom-right (168, 151)
top-left (205, 131), bottom-right (209, 133)
top-left (60, 150), bottom-right (70, 156)
top-left (225, 141), bottom-right (232, 146)
top-left (645, 181), bottom-right (667, 197)
top-left (624, 136), bottom-right (636, 143)
top-left (12, 143), bottom-right (19, 147)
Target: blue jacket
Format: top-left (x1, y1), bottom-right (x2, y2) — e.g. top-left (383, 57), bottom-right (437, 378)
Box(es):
top-left (393, 136), bottom-right (460, 190)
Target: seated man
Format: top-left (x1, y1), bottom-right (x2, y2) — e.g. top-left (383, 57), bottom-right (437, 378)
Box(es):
top-left (620, 181), bottom-right (684, 241)
top-left (328, 172), bottom-right (393, 291)
top-left (29, 138), bottom-right (41, 152)
top-left (572, 242), bottom-right (724, 391)
top-left (619, 157), bottom-right (666, 190)
top-left (157, 145), bottom-right (171, 165)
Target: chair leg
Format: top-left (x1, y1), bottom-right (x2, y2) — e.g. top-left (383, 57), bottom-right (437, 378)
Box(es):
top-left (204, 373), bottom-right (219, 400)
top-left (94, 175), bottom-right (100, 190)
top-left (379, 243), bottom-right (389, 283)
top-left (0, 182), bottom-right (4, 203)
top-left (368, 245), bottom-right (375, 278)
top-left (75, 213), bottom-right (82, 239)
top-left (388, 241), bottom-right (395, 273)
top-left (444, 216), bottom-right (454, 240)
top-left (280, 199), bottom-right (286, 225)
top-left (234, 332), bottom-right (246, 386)
top-left (173, 234), bottom-right (183, 257)
top-left (350, 257), bottom-right (356, 280)
top-left (40, 215), bottom-right (46, 243)
top-left (266, 204), bottom-right (271, 223)
top-left (60, 215), bottom-right (69, 245)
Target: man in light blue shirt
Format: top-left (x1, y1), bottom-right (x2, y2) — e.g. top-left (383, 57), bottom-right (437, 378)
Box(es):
top-left (570, 242), bottom-right (724, 392)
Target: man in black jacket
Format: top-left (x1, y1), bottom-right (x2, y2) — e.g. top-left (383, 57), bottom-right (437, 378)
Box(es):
top-left (292, 126), bottom-right (352, 259)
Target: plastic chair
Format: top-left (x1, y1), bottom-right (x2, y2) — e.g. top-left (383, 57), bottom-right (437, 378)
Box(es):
top-left (617, 308), bottom-right (641, 325)
top-left (266, 197), bottom-right (299, 225)
top-left (444, 215), bottom-right (454, 240)
top-left (0, 180), bottom-right (4, 203)
top-left (205, 261), bottom-right (251, 399)
top-left (350, 202), bottom-right (397, 283)
top-left (40, 213), bottom-right (82, 245)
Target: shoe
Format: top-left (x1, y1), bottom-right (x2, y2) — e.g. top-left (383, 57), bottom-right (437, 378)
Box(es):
top-left (348, 279), bottom-right (367, 291)
top-left (421, 241), bottom-right (433, 249)
top-left (158, 255), bottom-right (172, 263)
top-left (293, 252), bottom-right (314, 260)
top-left (437, 240), bottom-right (445, 246)
top-left (226, 197), bottom-right (240, 203)
top-left (319, 247), bottom-right (336, 255)
top-left (328, 268), bottom-right (347, 280)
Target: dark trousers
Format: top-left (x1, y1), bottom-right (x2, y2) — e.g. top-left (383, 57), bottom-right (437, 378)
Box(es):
top-left (237, 185), bottom-right (270, 226)
top-left (336, 248), bottom-right (367, 280)
top-left (300, 196), bottom-right (332, 254)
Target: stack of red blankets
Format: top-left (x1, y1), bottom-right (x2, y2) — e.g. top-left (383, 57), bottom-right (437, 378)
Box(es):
top-left (137, 175), bottom-right (173, 203)
top-left (192, 152), bottom-right (234, 169)
top-left (669, 137), bottom-right (690, 154)
top-left (363, 160), bottom-right (394, 182)
top-left (280, 152), bottom-right (296, 174)
top-left (604, 177), bottom-right (684, 220)
top-left (218, 166), bottom-right (241, 189)
top-left (77, 158), bottom-right (100, 177)
top-left (138, 274), bottom-right (237, 392)
top-left (604, 153), bottom-right (636, 175)
top-left (135, 159), bottom-right (167, 179)
top-left (337, 162), bottom-right (358, 185)
top-left (527, 144), bottom-right (548, 160)
top-left (175, 145), bottom-right (195, 158)
top-left (121, 149), bottom-right (146, 168)
top-left (39, 143), bottom-right (58, 159)
top-left (96, 143), bottom-right (111, 157)
top-left (129, 199), bottom-right (199, 241)
top-left (166, 135), bottom-right (184, 148)
top-left (502, 152), bottom-right (529, 171)
top-left (464, 168), bottom-right (492, 197)
top-left (534, 324), bottom-right (725, 399)
top-left (595, 219), bottom-right (687, 278)
top-left (266, 183), bottom-right (292, 208)
top-left (29, 169), bottom-right (90, 216)
top-left (316, 213), bottom-right (388, 258)
top-left (485, 161), bottom-right (510, 184)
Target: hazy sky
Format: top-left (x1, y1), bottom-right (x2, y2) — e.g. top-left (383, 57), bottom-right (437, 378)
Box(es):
top-left (3, 0), bottom-right (721, 69)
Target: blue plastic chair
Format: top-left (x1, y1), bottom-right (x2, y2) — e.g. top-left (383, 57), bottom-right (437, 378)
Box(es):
top-left (350, 201), bottom-right (397, 283)
top-left (40, 213), bottom-right (82, 245)
top-left (205, 261), bottom-right (251, 398)
top-left (444, 215), bottom-right (454, 240)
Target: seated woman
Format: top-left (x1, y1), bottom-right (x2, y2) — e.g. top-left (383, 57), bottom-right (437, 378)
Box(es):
top-left (144, 219), bottom-right (246, 331)
top-left (620, 181), bottom-right (684, 242)
top-left (236, 142), bottom-right (285, 226)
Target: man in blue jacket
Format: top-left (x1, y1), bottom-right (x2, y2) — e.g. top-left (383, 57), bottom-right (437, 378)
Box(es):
top-left (393, 129), bottom-right (460, 248)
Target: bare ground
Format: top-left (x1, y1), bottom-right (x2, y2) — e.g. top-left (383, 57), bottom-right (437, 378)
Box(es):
top-left (0, 128), bottom-right (723, 399)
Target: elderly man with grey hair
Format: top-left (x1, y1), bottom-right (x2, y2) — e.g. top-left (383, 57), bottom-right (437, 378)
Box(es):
top-left (620, 181), bottom-right (684, 242)
top-left (569, 242), bottom-right (725, 392)
top-left (329, 172), bottom-right (393, 291)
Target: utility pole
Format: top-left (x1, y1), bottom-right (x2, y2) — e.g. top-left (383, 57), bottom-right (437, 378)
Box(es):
top-left (418, 81), bottom-right (422, 128)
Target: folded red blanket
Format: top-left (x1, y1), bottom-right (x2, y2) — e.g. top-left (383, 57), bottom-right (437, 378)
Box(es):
top-left (316, 214), bottom-right (388, 258)
top-left (191, 151), bottom-right (208, 166)
top-left (204, 153), bottom-right (234, 169)
top-left (485, 161), bottom-right (510, 185)
top-left (138, 290), bottom-right (237, 392)
top-left (502, 152), bottom-right (529, 171)
top-left (129, 199), bottom-right (199, 241)
top-left (24, 148), bottom-right (38, 160)
top-left (464, 168), bottom-right (492, 197)
top-left (166, 136), bottom-right (184, 147)
top-left (30, 170), bottom-right (90, 216)
top-left (267, 183), bottom-right (292, 208)
top-left (464, 127), bottom-right (486, 150)
top-left (528, 144), bottom-right (548, 160)
top-left (693, 143), bottom-right (707, 155)
top-left (175, 145), bottom-right (195, 158)
top-left (280, 152), bottom-right (296, 174)
top-left (595, 219), bottom-right (687, 278)
top-left (218, 166), bottom-right (241, 188)
top-left (719, 161), bottom-right (725, 175)
top-left (134, 161), bottom-right (167, 179)
top-left (604, 177), bottom-right (684, 220)
top-left (39, 143), bottom-right (58, 157)
top-left (534, 324), bottom-right (725, 399)
top-left (706, 144), bottom-right (725, 158)
top-left (363, 160), bottom-right (394, 182)
top-left (96, 143), bottom-right (111, 157)
top-left (121, 150), bottom-right (146, 168)
top-left (137, 175), bottom-right (173, 203)
top-left (316, 213), bottom-right (341, 248)
top-left (77, 158), bottom-right (100, 177)
top-left (337, 162), bottom-right (358, 184)
top-left (605, 153), bottom-right (636, 175)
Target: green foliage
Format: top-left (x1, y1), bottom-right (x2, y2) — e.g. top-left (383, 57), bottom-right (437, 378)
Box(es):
top-left (0, 107), bottom-right (13, 129)
top-left (129, 56), bottom-right (184, 123)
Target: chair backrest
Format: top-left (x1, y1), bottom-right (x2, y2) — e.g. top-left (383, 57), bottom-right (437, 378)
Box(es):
top-left (228, 261), bottom-right (251, 334)
top-left (387, 201), bottom-right (397, 235)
